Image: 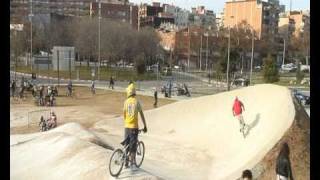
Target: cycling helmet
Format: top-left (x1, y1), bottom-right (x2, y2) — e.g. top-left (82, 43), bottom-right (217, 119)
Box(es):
top-left (126, 83), bottom-right (136, 98)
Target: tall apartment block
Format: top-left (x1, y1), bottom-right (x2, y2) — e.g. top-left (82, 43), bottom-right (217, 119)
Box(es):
top-left (223, 0), bottom-right (284, 39)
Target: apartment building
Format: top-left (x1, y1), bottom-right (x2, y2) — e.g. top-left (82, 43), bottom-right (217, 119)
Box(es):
top-left (289, 11), bottom-right (310, 38)
top-left (10, 0), bottom-right (129, 24)
top-left (90, 2), bottom-right (138, 29)
top-left (189, 6), bottom-right (216, 30)
top-left (223, 0), bottom-right (283, 39)
top-left (163, 4), bottom-right (189, 29)
top-left (138, 2), bottom-right (174, 29)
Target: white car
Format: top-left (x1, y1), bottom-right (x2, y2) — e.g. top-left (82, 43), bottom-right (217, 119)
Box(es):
top-left (281, 63), bottom-right (297, 72)
top-left (300, 65), bottom-right (310, 72)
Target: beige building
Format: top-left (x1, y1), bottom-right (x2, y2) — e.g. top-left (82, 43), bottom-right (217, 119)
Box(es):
top-left (289, 11), bottom-right (310, 38)
top-left (278, 13), bottom-right (295, 37)
top-left (223, 0), bottom-right (283, 39)
top-left (278, 11), bottom-right (309, 38)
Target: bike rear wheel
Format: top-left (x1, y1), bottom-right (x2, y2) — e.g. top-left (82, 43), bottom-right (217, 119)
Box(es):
top-left (109, 148), bottom-right (125, 177)
top-left (135, 141), bottom-right (145, 167)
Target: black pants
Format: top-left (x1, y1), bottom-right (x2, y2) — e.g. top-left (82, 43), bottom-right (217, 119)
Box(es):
top-left (124, 128), bottom-right (138, 154)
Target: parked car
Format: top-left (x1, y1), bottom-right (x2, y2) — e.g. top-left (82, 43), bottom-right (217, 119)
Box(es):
top-left (281, 63), bottom-right (297, 72)
top-left (293, 90), bottom-right (310, 106)
top-left (231, 78), bottom-right (249, 87)
top-left (300, 65), bottom-right (310, 72)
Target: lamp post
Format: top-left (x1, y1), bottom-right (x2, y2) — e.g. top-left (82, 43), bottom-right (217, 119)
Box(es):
top-left (282, 38), bottom-right (286, 66)
top-left (226, 26), bottom-right (231, 91)
top-left (205, 32), bottom-right (209, 72)
top-left (250, 29), bottom-right (255, 85)
top-left (29, 0), bottom-right (33, 72)
top-left (98, 0), bottom-right (101, 80)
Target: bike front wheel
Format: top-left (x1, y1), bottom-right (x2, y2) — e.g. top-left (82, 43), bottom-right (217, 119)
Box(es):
top-left (135, 141), bottom-right (145, 167)
top-left (109, 148), bottom-right (125, 177)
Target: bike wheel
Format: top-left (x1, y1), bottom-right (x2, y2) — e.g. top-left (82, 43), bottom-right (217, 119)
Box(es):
top-left (135, 141), bottom-right (145, 167)
top-left (109, 149), bottom-right (125, 177)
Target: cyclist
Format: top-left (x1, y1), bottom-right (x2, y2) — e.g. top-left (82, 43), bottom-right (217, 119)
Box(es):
top-left (232, 96), bottom-right (248, 136)
top-left (123, 82), bottom-right (147, 169)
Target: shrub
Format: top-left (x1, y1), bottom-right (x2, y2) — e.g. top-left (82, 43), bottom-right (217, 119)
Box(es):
top-left (262, 54), bottom-right (279, 83)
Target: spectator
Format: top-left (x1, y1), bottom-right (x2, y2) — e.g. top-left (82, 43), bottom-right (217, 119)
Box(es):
top-left (153, 88), bottom-right (158, 107)
top-left (276, 142), bottom-right (294, 180)
top-left (242, 169), bottom-right (253, 180)
top-left (109, 76), bottom-right (114, 89)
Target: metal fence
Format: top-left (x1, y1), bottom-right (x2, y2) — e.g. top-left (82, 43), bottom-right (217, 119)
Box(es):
top-left (27, 109), bottom-right (51, 128)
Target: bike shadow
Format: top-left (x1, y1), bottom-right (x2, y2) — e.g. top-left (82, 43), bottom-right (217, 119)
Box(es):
top-left (116, 167), bottom-right (163, 180)
top-left (244, 113), bottom-right (260, 138)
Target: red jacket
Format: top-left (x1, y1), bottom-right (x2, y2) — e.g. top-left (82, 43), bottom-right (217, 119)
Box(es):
top-left (233, 99), bottom-right (244, 116)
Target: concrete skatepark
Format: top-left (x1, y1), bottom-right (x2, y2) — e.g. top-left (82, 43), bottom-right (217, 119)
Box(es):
top-left (11, 84), bottom-right (305, 180)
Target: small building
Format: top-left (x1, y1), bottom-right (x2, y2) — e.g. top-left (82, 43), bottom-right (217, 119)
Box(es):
top-left (52, 46), bottom-right (75, 71)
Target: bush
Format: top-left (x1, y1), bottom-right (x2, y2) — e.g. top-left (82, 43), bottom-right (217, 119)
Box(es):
top-left (134, 53), bottom-right (146, 75)
top-left (262, 54), bottom-right (279, 83)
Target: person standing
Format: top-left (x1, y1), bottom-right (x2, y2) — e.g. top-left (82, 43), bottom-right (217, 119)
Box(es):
top-left (123, 82), bottom-right (147, 168)
top-left (276, 142), bottom-right (294, 180)
top-left (109, 76), bottom-right (114, 89)
top-left (232, 96), bottom-right (248, 137)
top-left (11, 80), bottom-right (16, 97)
top-left (241, 169), bottom-right (253, 180)
top-left (153, 88), bottom-right (158, 107)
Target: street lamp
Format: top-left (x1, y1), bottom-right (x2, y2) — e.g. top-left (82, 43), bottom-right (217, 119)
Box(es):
top-left (98, 0), bottom-right (101, 80)
top-left (250, 29), bottom-right (255, 85)
top-left (29, 0), bottom-right (34, 72)
top-left (282, 38), bottom-right (286, 66)
top-left (226, 26), bottom-right (231, 91)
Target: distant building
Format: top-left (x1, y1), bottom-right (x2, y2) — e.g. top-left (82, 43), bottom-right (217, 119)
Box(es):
top-left (163, 4), bottom-right (189, 29)
top-left (189, 6), bottom-right (216, 30)
top-left (90, 2), bottom-right (139, 29)
top-left (223, 0), bottom-right (283, 39)
top-left (138, 2), bottom-right (175, 29)
top-left (278, 10), bottom-right (309, 39)
top-left (289, 11), bottom-right (310, 38)
top-left (52, 46), bottom-right (75, 71)
top-left (278, 12), bottom-right (295, 38)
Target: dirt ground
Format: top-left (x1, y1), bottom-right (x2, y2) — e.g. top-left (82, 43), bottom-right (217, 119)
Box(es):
top-left (10, 86), bottom-right (175, 134)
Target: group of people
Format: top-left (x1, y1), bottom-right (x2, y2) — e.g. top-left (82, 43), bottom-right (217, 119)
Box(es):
top-left (39, 111), bottom-right (57, 131)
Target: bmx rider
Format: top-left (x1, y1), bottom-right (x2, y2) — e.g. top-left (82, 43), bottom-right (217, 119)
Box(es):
top-left (123, 82), bottom-right (147, 169)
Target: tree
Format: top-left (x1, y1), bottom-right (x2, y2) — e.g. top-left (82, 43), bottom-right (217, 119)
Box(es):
top-left (262, 54), bottom-right (279, 83)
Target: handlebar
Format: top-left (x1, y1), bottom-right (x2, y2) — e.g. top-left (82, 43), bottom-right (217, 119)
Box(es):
top-left (138, 129), bottom-right (146, 134)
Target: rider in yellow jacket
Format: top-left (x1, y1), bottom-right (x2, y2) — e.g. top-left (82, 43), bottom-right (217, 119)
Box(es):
top-left (123, 82), bottom-right (147, 168)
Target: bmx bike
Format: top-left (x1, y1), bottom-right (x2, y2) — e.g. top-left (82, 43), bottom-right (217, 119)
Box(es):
top-left (108, 129), bottom-right (145, 177)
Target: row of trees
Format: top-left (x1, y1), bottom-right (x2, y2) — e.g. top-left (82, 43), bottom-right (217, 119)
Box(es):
top-left (10, 16), bottom-right (162, 74)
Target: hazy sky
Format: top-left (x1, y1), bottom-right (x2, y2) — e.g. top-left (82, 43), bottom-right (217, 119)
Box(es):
top-left (129, 0), bottom-right (310, 14)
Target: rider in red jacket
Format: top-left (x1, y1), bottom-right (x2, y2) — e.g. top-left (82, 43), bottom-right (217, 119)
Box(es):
top-left (232, 96), bottom-right (247, 136)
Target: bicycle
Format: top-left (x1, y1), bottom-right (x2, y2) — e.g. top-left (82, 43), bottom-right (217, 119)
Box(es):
top-left (108, 129), bottom-right (145, 177)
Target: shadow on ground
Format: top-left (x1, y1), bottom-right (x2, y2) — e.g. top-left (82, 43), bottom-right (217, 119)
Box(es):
top-left (244, 113), bottom-right (260, 138)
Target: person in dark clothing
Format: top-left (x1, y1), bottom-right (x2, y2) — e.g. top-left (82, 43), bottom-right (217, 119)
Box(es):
top-left (168, 80), bottom-right (172, 98)
top-left (11, 80), bottom-right (16, 97)
top-left (241, 169), bottom-right (253, 180)
top-left (276, 142), bottom-right (294, 180)
top-left (153, 88), bottom-right (158, 107)
top-left (109, 76), bottom-right (114, 89)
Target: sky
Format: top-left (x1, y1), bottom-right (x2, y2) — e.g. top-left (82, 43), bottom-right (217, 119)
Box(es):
top-left (129, 0), bottom-right (310, 14)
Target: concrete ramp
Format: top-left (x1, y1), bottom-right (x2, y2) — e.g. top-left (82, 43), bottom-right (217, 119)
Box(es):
top-left (10, 84), bottom-right (295, 180)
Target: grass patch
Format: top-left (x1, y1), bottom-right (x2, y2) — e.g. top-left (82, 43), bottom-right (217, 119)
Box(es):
top-left (15, 66), bottom-right (157, 81)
